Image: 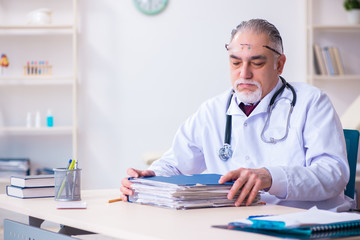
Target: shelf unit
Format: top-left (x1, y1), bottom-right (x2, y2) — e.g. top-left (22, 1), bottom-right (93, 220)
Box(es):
top-left (0, 76), bottom-right (73, 85)
top-left (0, 0), bottom-right (77, 173)
top-left (306, 0), bottom-right (360, 122)
top-left (0, 126), bottom-right (73, 135)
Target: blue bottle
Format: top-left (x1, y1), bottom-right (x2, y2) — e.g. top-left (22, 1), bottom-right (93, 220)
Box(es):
top-left (47, 110), bottom-right (54, 127)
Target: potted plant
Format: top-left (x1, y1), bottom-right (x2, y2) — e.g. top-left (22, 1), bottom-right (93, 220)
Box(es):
top-left (344, 0), bottom-right (360, 24)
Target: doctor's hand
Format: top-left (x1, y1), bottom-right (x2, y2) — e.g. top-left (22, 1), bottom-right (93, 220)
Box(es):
top-left (120, 168), bottom-right (155, 202)
top-left (219, 167), bottom-right (272, 207)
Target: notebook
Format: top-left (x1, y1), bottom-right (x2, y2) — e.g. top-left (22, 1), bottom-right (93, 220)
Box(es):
top-left (213, 206), bottom-right (360, 239)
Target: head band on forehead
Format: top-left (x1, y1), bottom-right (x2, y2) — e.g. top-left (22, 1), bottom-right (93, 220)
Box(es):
top-left (225, 43), bottom-right (282, 55)
top-left (240, 44), bottom-right (251, 50)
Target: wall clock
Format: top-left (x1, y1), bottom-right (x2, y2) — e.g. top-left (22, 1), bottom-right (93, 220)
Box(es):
top-left (133, 0), bottom-right (168, 15)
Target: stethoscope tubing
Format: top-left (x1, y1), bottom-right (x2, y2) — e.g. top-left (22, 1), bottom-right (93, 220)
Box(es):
top-left (218, 76), bottom-right (296, 161)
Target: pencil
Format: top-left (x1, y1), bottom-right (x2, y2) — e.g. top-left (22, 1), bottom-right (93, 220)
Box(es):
top-left (108, 198), bottom-right (122, 203)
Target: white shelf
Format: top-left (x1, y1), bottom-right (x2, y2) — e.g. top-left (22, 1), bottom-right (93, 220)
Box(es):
top-left (0, 0), bottom-right (78, 170)
top-left (0, 126), bottom-right (73, 135)
top-left (310, 75), bottom-right (360, 81)
top-left (0, 25), bottom-right (74, 35)
top-left (0, 76), bottom-right (74, 86)
top-left (310, 24), bottom-right (360, 31)
top-left (0, 24), bottom-right (74, 29)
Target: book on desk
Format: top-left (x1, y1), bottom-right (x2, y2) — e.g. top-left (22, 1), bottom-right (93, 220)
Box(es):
top-left (6, 185), bottom-right (54, 199)
top-left (128, 173), bottom-right (261, 210)
top-left (10, 174), bottom-right (54, 188)
top-left (6, 174), bottom-right (55, 199)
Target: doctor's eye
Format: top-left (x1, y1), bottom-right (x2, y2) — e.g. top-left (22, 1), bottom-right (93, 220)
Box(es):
top-left (251, 61), bottom-right (265, 67)
top-left (231, 61), bottom-right (242, 67)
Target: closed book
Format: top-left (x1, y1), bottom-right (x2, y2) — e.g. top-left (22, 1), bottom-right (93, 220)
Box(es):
top-left (6, 185), bottom-right (54, 199)
top-left (313, 44), bottom-right (327, 75)
top-left (10, 174), bottom-right (54, 188)
top-left (321, 48), bottom-right (330, 75)
top-left (332, 47), bottom-right (344, 75)
top-left (328, 46), bottom-right (339, 75)
top-left (323, 47), bottom-right (335, 75)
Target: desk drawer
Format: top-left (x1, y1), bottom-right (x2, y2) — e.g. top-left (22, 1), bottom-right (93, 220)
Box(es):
top-left (4, 219), bottom-right (79, 240)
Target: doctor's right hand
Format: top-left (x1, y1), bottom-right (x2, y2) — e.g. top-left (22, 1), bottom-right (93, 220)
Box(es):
top-left (120, 168), bottom-right (155, 201)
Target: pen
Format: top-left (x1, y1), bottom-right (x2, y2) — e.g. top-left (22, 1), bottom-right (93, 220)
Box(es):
top-left (66, 159), bottom-right (72, 169)
top-left (108, 198), bottom-right (122, 203)
top-left (248, 215), bottom-right (274, 219)
top-left (71, 160), bottom-right (78, 199)
top-left (65, 159), bottom-right (72, 197)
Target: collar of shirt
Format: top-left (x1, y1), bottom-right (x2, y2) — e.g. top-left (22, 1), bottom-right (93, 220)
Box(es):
top-left (239, 102), bottom-right (260, 116)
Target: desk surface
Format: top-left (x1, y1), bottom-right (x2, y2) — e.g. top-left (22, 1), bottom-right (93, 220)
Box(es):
top-left (0, 189), bottom-right (304, 240)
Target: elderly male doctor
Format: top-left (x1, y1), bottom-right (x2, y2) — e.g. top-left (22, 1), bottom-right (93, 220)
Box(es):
top-left (121, 19), bottom-right (353, 211)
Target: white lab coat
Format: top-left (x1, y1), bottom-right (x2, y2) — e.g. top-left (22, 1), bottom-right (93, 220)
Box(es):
top-left (149, 79), bottom-right (354, 211)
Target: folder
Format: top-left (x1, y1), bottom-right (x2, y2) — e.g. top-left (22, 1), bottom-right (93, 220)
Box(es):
top-left (214, 206), bottom-right (360, 239)
top-left (129, 173), bottom-right (233, 187)
top-left (128, 174), bottom-right (261, 209)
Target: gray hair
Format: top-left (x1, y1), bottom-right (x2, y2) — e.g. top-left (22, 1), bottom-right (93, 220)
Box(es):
top-left (230, 19), bottom-right (283, 54)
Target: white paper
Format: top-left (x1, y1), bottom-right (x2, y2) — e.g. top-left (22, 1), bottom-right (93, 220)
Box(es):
top-left (56, 201), bottom-right (87, 209)
top-left (235, 206), bottom-right (360, 228)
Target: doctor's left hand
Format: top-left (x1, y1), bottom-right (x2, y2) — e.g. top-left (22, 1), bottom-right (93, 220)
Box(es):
top-left (120, 168), bottom-right (155, 202)
top-left (219, 167), bottom-right (272, 207)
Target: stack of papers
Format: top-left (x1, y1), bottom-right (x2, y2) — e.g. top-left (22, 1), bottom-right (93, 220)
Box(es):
top-left (128, 174), bottom-right (260, 210)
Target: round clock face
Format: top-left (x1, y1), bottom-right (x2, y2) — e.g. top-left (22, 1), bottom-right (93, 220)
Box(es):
top-left (133, 0), bottom-right (168, 15)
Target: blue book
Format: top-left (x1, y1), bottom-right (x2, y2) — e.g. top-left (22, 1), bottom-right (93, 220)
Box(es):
top-left (324, 47), bottom-right (335, 75)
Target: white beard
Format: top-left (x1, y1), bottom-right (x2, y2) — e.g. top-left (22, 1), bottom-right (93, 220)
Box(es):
top-left (234, 79), bottom-right (262, 104)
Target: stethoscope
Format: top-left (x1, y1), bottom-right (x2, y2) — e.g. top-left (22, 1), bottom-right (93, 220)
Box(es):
top-left (218, 76), bottom-right (297, 161)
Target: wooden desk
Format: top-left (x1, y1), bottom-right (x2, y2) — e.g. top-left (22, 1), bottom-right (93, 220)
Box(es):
top-left (0, 189), bottom-right (304, 240)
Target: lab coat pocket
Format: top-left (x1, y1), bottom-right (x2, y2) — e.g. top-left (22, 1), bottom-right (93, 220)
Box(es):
top-left (263, 127), bottom-right (304, 166)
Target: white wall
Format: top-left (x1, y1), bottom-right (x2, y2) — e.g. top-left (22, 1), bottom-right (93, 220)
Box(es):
top-left (77, 0), bottom-right (306, 189)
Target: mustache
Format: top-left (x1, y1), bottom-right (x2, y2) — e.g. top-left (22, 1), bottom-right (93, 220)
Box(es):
top-left (234, 79), bottom-right (261, 89)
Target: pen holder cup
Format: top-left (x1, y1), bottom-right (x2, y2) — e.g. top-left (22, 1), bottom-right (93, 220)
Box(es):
top-left (54, 168), bottom-right (81, 201)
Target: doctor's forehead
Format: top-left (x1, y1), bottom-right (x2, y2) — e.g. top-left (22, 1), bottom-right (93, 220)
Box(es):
top-left (227, 31), bottom-right (271, 52)
top-left (231, 31), bottom-right (270, 45)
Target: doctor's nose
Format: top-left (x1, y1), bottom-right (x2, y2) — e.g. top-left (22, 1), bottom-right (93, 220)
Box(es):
top-left (239, 63), bottom-right (253, 79)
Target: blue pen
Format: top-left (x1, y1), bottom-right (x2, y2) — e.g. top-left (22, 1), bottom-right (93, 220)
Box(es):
top-left (248, 215), bottom-right (274, 219)
top-left (66, 159), bottom-right (72, 168)
top-left (65, 159), bottom-right (72, 197)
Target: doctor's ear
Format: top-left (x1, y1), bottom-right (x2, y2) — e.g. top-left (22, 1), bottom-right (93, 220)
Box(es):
top-left (276, 54), bottom-right (286, 75)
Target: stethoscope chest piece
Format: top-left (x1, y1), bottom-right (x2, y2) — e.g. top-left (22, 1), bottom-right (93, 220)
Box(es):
top-left (219, 143), bottom-right (233, 161)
